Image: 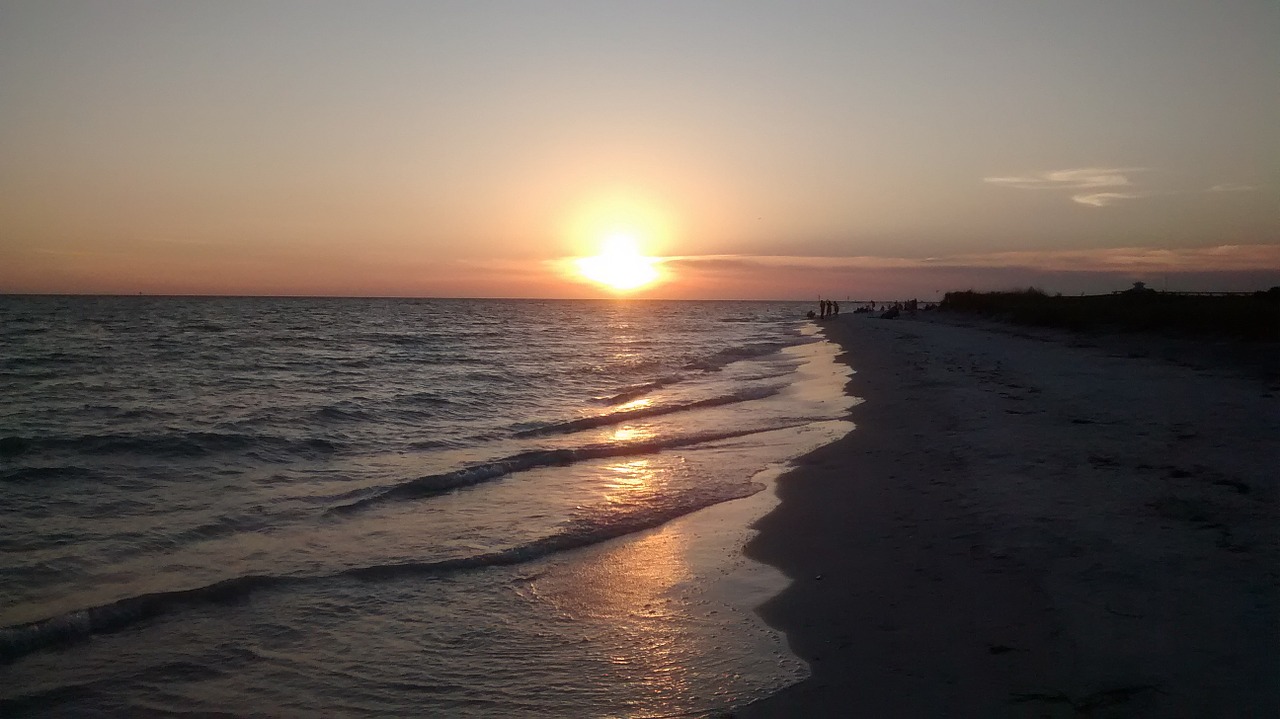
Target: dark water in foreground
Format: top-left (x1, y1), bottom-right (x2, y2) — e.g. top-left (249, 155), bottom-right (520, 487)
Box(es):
top-left (0, 297), bottom-right (853, 717)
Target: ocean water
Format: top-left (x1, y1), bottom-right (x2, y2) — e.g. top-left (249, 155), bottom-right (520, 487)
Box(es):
top-left (0, 296), bottom-right (853, 718)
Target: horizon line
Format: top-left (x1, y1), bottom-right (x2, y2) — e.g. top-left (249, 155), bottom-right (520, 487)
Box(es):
top-left (4, 286), bottom-right (1278, 303)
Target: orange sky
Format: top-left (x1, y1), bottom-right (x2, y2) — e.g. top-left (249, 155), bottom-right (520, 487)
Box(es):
top-left (1, 2), bottom-right (1277, 299)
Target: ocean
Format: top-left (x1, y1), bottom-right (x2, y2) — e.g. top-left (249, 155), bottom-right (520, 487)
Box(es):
top-left (0, 296), bottom-right (853, 718)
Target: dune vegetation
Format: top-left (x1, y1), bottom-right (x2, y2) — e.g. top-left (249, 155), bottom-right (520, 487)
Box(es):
top-left (938, 287), bottom-right (1280, 341)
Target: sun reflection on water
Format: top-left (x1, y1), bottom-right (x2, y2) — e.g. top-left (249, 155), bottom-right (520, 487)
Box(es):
top-left (535, 517), bottom-right (698, 715)
top-left (601, 458), bottom-right (661, 509)
top-left (610, 425), bottom-right (655, 443)
top-left (616, 397), bottom-right (653, 412)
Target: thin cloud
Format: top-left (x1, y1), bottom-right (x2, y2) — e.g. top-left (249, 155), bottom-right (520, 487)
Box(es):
top-left (145, 236), bottom-right (214, 247)
top-left (937, 245), bottom-right (1280, 272)
top-left (985, 167), bottom-right (1149, 207)
top-left (665, 245), bottom-right (1280, 275)
top-left (984, 167), bottom-right (1144, 191)
top-left (1207, 183), bottom-right (1257, 193)
top-left (661, 254), bottom-right (925, 272)
top-left (1072, 192), bottom-right (1143, 207)
top-left (590, 247), bottom-right (1280, 299)
top-left (32, 248), bottom-right (103, 258)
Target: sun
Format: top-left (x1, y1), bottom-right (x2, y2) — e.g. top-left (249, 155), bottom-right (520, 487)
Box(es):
top-left (575, 234), bottom-right (661, 292)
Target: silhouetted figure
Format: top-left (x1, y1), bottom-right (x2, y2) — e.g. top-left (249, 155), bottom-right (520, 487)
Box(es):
top-left (832, 301), bottom-right (840, 316)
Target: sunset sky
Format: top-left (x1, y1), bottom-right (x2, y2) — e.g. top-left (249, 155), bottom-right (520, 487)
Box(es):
top-left (2, 1), bottom-right (1277, 299)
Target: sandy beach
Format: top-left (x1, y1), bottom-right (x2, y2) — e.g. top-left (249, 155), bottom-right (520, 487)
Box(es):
top-left (736, 313), bottom-right (1279, 717)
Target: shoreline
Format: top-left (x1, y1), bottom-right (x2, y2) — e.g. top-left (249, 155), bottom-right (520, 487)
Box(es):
top-left (733, 313), bottom-right (1278, 716)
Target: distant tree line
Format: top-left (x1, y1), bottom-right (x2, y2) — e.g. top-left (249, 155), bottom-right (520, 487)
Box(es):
top-left (938, 287), bottom-right (1280, 340)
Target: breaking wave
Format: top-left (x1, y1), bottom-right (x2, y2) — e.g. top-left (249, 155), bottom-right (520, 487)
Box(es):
top-left (0, 481), bottom-right (762, 665)
top-left (329, 423), bottom-right (797, 514)
top-left (516, 385), bottom-right (784, 438)
top-left (682, 340), bottom-right (797, 372)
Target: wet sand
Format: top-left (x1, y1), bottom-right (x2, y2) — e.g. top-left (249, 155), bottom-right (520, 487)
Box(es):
top-left (734, 313), bottom-right (1279, 717)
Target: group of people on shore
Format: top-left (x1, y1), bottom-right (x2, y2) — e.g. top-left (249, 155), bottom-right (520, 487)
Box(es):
top-left (808, 298), bottom-right (930, 321)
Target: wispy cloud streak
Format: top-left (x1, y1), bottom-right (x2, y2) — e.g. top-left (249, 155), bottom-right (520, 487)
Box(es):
top-left (985, 167), bottom-right (1147, 207)
top-left (984, 167), bottom-right (1143, 190)
top-left (664, 245), bottom-right (1280, 274)
top-left (1072, 192), bottom-right (1144, 207)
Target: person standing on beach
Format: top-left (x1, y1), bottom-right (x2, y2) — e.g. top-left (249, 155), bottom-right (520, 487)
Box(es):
top-left (833, 301), bottom-right (839, 316)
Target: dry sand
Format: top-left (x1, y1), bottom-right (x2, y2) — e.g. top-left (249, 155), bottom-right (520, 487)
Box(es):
top-left (734, 313), bottom-right (1279, 717)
